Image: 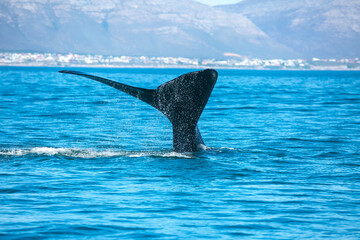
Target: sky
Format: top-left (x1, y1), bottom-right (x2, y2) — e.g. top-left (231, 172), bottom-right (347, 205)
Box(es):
top-left (195, 0), bottom-right (241, 6)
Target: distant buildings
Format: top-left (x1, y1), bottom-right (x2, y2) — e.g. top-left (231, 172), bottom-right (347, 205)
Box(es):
top-left (0, 52), bottom-right (359, 70)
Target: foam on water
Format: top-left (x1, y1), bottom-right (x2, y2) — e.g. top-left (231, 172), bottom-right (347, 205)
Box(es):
top-left (0, 147), bottom-right (194, 159)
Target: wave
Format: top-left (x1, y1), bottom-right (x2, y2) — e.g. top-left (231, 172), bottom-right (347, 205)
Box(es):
top-left (0, 147), bottom-right (194, 159)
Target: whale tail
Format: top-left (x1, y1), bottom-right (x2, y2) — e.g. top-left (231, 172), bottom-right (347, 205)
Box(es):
top-left (59, 69), bottom-right (217, 152)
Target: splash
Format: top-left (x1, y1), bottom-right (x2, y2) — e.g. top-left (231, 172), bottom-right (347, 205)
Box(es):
top-left (129, 151), bottom-right (194, 159)
top-left (0, 147), bottom-right (194, 159)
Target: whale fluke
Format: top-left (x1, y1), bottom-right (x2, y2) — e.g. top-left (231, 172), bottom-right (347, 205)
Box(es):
top-left (59, 69), bottom-right (218, 152)
top-left (59, 70), bottom-right (156, 107)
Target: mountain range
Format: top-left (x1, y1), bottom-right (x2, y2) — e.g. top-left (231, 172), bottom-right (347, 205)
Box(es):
top-left (0, 0), bottom-right (359, 58)
top-left (217, 0), bottom-right (360, 58)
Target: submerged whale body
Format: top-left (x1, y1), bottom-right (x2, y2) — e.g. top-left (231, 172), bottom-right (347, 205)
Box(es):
top-left (59, 69), bottom-right (218, 152)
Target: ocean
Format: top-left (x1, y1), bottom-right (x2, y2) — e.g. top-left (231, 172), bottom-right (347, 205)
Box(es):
top-left (1, 67), bottom-right (359, 239)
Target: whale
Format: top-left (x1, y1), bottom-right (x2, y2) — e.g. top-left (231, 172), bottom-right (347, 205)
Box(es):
top-left (59, 69), bottom-right (218, 152)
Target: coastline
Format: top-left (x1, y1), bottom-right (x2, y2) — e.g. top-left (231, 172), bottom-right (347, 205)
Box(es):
top-left (1, 52), bottom-right (359, 71)
top-left (1, 63), bottom-right (359, 71)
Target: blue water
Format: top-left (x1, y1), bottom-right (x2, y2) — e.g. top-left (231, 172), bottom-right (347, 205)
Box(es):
top-left (1, 67), bottom-right (360, 239)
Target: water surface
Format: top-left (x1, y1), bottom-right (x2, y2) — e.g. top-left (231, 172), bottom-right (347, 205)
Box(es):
top-left (1, 67), bottom-right (360, 239)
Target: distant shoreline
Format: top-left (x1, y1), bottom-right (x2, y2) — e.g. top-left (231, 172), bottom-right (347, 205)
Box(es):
top-left (1, 64), bottom-right (359, 71)
top-left (1, 52), bottom-right (359, 71)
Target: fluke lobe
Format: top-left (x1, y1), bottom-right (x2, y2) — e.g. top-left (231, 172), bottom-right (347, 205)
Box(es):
top-left (59, 69), bottom-right (218, 152)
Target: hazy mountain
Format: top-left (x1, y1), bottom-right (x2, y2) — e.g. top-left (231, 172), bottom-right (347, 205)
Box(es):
top-left (0, 0), bottom-right (295, 58)
top-left (217, 0), bottom-right (360, 58)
